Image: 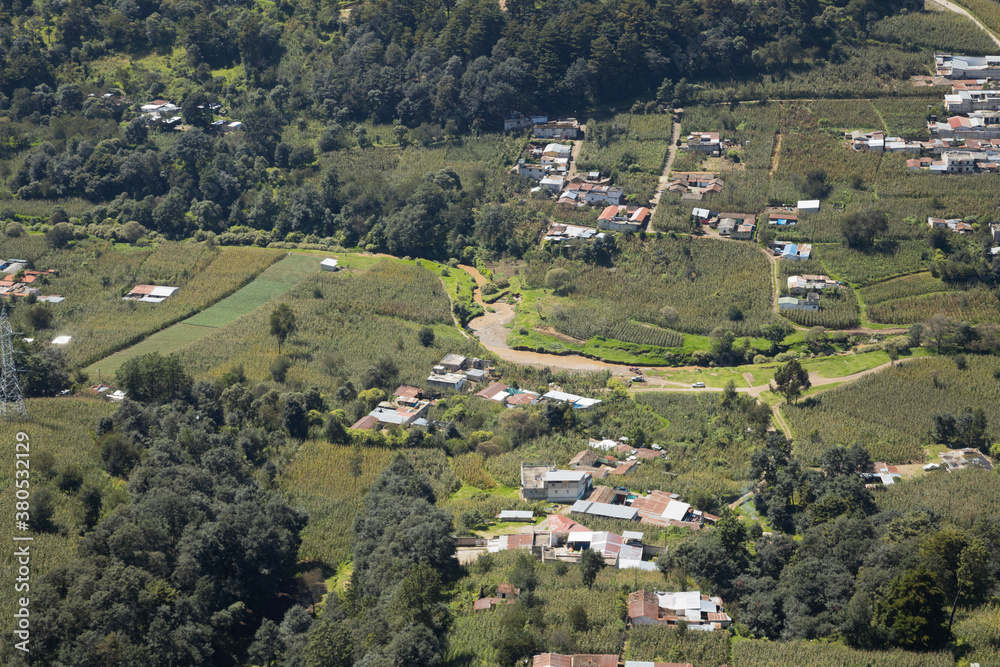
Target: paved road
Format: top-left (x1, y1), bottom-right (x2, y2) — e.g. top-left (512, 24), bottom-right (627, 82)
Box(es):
top-left (930, 0), bottom-right (1000, 48)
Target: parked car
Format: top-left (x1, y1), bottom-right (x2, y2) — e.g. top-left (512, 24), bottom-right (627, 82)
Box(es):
top-left (691, 382), bottom-right (705, 388)
top-left (631, 376), bottom-right (645, 383)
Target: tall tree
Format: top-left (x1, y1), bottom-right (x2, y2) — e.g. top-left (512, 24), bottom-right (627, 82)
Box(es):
top-left (269, 303), bottom-right (297, 354)
top-left (771, 359), bottom-right (811, 405)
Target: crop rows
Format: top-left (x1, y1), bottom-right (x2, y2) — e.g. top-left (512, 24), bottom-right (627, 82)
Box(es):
top-left (816, 241), bottom-right (928, 286)
top-left (781, 289), bottom-right (860, 329)
top-left (578, 138), bottom-right (668, 176)
top-left (878, 468), bottom-right (1000, 530)
top-left (613, 113), bottom-right (674, 141)
top-left (606, 321), bottom-right (684, 349)
top-left (627, 625), bottom-right (730, 666)
top-left (177, 259), bottom-right (476, 391)
top-left (12, 241), bottom-right (285, 368)
top-left (731, 638), bottom-right (954, 667)
top-left (451, 453), bottom-right (497, 490)
top-left (867, 288), bottom-right (1000, 325)
top-left (784, 356), bottom-right (1000, 464)
top-left (952, 0), bottom-right (1000, 39)
top-left (858, 272), bottom-right (948, 306)
top-left (529, 236), bottom-right (777, 338)
top-left (954, 605), bottom-right (1000, 666)
top-left (869, 9), bottom-right (997, 56)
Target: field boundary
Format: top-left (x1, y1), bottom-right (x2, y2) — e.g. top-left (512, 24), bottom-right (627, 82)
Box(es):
top-left (85, 252), bottom-right (319, 377)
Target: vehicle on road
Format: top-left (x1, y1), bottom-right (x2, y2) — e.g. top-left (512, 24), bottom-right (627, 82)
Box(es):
top-left (691, 381), bottom-right (705, 388)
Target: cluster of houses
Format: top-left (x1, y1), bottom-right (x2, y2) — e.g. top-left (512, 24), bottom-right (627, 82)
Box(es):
top-left (543, 223), bottom-right (607, 243)
top-left (477, 383), bottom-right (603, 410)
top-left (535, 656), bottom-right (692, 667)
top-left (936, 53), bottom-right (1000, 80)
top-left (898, 56), bottom-right (1000, 174)
top-left (123, 284), bottom-right (179, 303)
top-left (0, 261), bottom-right (58, 301)
top-left (779, 274), bottom-right (839, 313)
top-left (558, 181), bottom-right (626, 207)
top-left (663, 172), bottom-right (724, 199)
top-left (629, 590), bottom-right (731, 630)
top-left (427, 354), bottom-right (491, 391)
top-left (504, 114), bottom-right (581, 140)
top-left (138, 99), bottom-right (240, 132)
top-left (350, 384), bottom-right (435, 431)
top-left (769, 241), bottom-right (812, 261)
top-left (691, 202), bottom-right (818, 240)
top-left (846, 130), bottom-right (923, 154)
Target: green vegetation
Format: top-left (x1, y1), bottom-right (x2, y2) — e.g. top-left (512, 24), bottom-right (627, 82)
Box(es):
top-left (86, 251), bottom-right (315, 376)
top-left (784, 356), bottom-right (1000, 464)
top-left (730, 638), bottom-right (954, 667)
top-left (0, 398), bottom-right (116, 623)
top-left (877, 469), bottom-right (1000, 530)
top-left (627, 625), bottom-right (729, 666)
top-left (176, 258), bottom-right (475, 389)
top-left (0, 239), bottom-right (283, 368)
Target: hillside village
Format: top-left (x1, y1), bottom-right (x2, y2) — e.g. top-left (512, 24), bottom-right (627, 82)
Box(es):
top-left (6, 3), bottom-right (1000, 662)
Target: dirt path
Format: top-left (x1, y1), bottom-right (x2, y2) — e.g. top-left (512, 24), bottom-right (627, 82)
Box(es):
top-left (769, 133), bottom-right (782, 178)
top-left (772, 404), bottom-right (792, 438)
top-left (459, 265), bottom-right (638, 374)
top-left (566, 125), bottom-right (586, 179)
top-left (648, 119), bottom-right (683, 231)
top-left (930, 0), bottom-right (1000, 48)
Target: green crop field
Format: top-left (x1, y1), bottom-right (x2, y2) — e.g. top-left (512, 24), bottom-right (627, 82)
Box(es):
top-left (731, 638), bottom-right (954, 667)
top-left (877, 468), bottom-right (1000, 530)
top-left (85, 251), bottom-right (317, 376)
top-left (0, 238), bottom-right (285, 369)
top-left (175, 258), bottom-right (476, 390)
top-left (784, 355), bottom-right (1000, 464)
top-left (183, 252), bottom-right (320, 327)
top-left (0, 398), bottom-right (117, 624)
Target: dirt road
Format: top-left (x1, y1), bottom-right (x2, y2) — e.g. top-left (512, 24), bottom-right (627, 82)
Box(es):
top-left (648, 119), bottom-right (683, 232)
top-left (930, 0), bottom-right (1000, 48)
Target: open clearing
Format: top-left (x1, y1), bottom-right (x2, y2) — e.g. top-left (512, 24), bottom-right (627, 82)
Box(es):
top-left (86, 252), bottom-right (320, 377)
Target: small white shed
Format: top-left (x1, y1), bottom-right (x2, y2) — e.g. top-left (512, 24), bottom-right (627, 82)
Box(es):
top-left (797, 200), bottom-right (820, 214)
top-left (320, 258), bottom-right (339, 272)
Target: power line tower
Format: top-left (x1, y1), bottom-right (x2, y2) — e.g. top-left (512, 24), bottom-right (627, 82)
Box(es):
top-left (0, 307), bottom-right (28, 420)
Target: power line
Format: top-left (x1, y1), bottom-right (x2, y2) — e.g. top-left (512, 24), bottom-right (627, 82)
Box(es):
top-left (0, 307), bottom-right (28, 420)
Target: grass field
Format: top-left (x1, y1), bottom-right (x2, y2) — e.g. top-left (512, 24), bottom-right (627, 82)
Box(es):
top-left (85, 252), bottom-right (321, 377)
top-left (0, 398), bottom-right (117, 624)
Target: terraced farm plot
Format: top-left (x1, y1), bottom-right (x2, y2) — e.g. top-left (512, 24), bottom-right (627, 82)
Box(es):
top-left (85, 252), bottom-right (320, 377)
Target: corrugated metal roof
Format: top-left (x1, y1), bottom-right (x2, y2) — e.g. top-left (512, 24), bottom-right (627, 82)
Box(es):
top-left (571, 500), bottom-right (639, 521)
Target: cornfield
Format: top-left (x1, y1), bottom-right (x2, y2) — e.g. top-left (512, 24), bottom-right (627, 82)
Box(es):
top-left (858, 272), bottom-right (948, 306)
top-left (451, 452), bottom-right (497, 490)
top-left (627, 625), bottom-right (730, 667)
top-left (176, 258), bottom-right (477, 392)
top-left (4, 239), bottom-right (285, 368)
top-left (869, 10), bottom-right (997, 57)
top-left (605, 321), bottom-right (684, 349)
top-left (279, 442), bottom-right (396, 566)
top-left (0, 397), bottom-right (117, 623)
top-left (867, 288), bottom-right (1000, 325)
top-left (784, 356), bottom-right (1000, 464)
top-left (877, 468), bottom-right (1000, 530)
top-left (954, 605), bottom-right (1000, 666)
top-left (781, 289), bottom-right (860, 329)
top-left (731, 638), bottom-right (954, 667)
top-left (816, 241), bottom-right (928, 287)
top-left (526, 236), bottom-right (777, 338)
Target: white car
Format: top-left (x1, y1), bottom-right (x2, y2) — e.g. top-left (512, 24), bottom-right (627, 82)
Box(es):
top-left (691, 382), bottom-right (705, 388)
